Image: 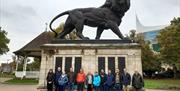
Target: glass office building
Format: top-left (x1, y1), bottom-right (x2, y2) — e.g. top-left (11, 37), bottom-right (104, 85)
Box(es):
top-left (136, 15), bottom-right (167, 52)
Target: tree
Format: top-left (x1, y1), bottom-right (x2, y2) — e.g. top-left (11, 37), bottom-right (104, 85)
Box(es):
top-left (17, 56), bottom-right (24, 71)
top-left (0, 27), bottom-right (10, 55)
top-left (27, 58), bottom-right (41, 71)
top-left (51, 23), bottom-right (79, 40)
top-left (128, 30), bottom-right (161, 71)
top-left (10, 55), bottom-right (17, 72)
top-left (157, 17), bottom-right (180, 70)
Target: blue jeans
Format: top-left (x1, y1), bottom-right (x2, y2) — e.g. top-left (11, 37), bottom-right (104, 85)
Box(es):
top-left (100, 84), bottom-right (105, 91)
top-left (114, 83), bottom-right (122, 91)
top-left (68, 83), bottom-right (74, 91)
top-left (104, 85), bottom-right (113, 91)
top-left (77, 82), bottom-right (84, 91)
top-left (59, 85), bottom-right (65, 91)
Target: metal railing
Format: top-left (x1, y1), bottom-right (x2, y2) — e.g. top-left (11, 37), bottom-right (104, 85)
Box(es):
top-left (15, 71), bottom-right (39, 78)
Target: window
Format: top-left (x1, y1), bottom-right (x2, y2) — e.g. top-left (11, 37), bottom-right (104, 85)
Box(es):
top-left (65, 57), bottom-right (72, 73)
top-left (98, 57), bottom-right (105, 73)
top-left (118, 57), bottom-right (125, 73)
top-left (55, 56), bottom-right (82, 74)
top-left (74, 57), bottom-right (82, 74)
top-left (55, 57), bottom-right (62, 72)
top-left (108, 57), bottom-right (115, 74)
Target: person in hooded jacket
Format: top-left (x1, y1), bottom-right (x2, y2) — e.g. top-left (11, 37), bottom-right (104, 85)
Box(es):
top-left (46, 69), bottom-right (54, 91)
top-left (93, 71), bottom-right (101, 91)
top-left (58, 71), bottom-right (68, 91)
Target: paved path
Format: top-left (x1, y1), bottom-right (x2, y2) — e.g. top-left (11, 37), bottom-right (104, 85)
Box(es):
top-left (0, 83), bottom-right (174, 91)
top-left (0, 84), bottom-right (174, 91)
top-left (0, 78), bottom-right (175, 91)
top-left (146, 89), bottom-right (172, 91)
top-left (0, 78), bottom-right (12, 83)
top-left (0, 83), bottom-right (37, 91)
top-left (38, 88), bottom-right (172, 91)
top-left (0, 82), bottom-right (173, 91)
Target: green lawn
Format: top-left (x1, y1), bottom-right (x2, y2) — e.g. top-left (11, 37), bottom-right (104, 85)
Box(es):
top-left (5, 78), bottom-right (38, 84)
top-left (144, 79), bottom-right (180, 90)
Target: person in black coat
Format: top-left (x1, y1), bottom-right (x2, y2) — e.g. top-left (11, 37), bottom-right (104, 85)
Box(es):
top-left (132, 71), bottom-right (144, 91)
top-left (46, 69), bottom-right (54, 91)
top-left (99, 69), bottom-right (107, 91)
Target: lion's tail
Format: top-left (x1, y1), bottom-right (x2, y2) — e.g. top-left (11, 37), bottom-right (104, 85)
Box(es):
top-left (49, 11), bottom-right (69, 37)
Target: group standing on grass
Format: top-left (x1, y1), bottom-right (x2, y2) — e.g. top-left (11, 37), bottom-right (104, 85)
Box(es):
top-left (46, 67), bottom-right (144, 91)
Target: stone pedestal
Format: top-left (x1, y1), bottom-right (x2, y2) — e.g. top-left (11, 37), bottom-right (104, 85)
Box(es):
top-left (38, 40), bottom-right (142, 88)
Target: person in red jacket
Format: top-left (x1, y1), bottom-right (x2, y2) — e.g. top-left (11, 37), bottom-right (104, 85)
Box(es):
top-left (76, 68), bottom-right (86, 91)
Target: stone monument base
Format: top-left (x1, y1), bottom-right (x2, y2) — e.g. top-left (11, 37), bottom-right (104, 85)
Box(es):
top-left (38, 39), bottom-right (142, 88)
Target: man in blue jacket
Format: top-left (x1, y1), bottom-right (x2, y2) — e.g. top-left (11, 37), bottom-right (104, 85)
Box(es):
top-left (54, 67), bottom-right (62, 91)
top-left (104, 70), bottom-right (114, 91)
top-left (58, 71), bottom-right (68, 91)
top-left (122, 68), bottom-right (131, 91)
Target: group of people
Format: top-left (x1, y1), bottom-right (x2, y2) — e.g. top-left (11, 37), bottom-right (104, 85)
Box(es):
top-left (46, 67), bottom-right (144, 91)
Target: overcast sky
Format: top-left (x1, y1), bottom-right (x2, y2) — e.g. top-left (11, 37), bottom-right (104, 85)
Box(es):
top-left (0, 0), bottom-right (179, 63)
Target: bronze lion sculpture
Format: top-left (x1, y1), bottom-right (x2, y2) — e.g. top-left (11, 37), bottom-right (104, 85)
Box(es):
top-left (49, 0), bottom-right (130, 39)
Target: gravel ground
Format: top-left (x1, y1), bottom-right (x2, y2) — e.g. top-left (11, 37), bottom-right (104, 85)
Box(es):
top-left (0, 83), bottom-right (37, 91)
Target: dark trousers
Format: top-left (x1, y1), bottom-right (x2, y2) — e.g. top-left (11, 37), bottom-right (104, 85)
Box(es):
top-left (87, 84), bottom-right (92, 91)
top-left (104, 85), bottom-right (113, 91)
top-left (94, 86), bottom-right (99, 91)
top-left (47, 83), bottom-right (53, 91)
top-left (77, 82), bottom-right (84, 91)
top-left (133, 88), bottom-right (143, 91)
top-left (114, 83), bottom-right (122, 91)
top-left (68, 83), bottom-right (74, 91)
top-left (59, 85), bottom-right (65, 91)
top-left (100, 84), bottom-right (105, 91)
top-left (55, 84), bottom-right (59, 91)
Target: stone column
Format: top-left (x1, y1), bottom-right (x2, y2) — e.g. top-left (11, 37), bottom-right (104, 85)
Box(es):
top-left (115, 57), bottom-right (118, 71)
top-left (105, 57), bottom-right (108, 73)
top-left (62, 57), bottom-right (65, 73)
top-left (22, 56), bottom-right (27, 78)
top-left (38, 50), bottom-right (48, 88)
top-left (72, 57), bottom-right (75, 71)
